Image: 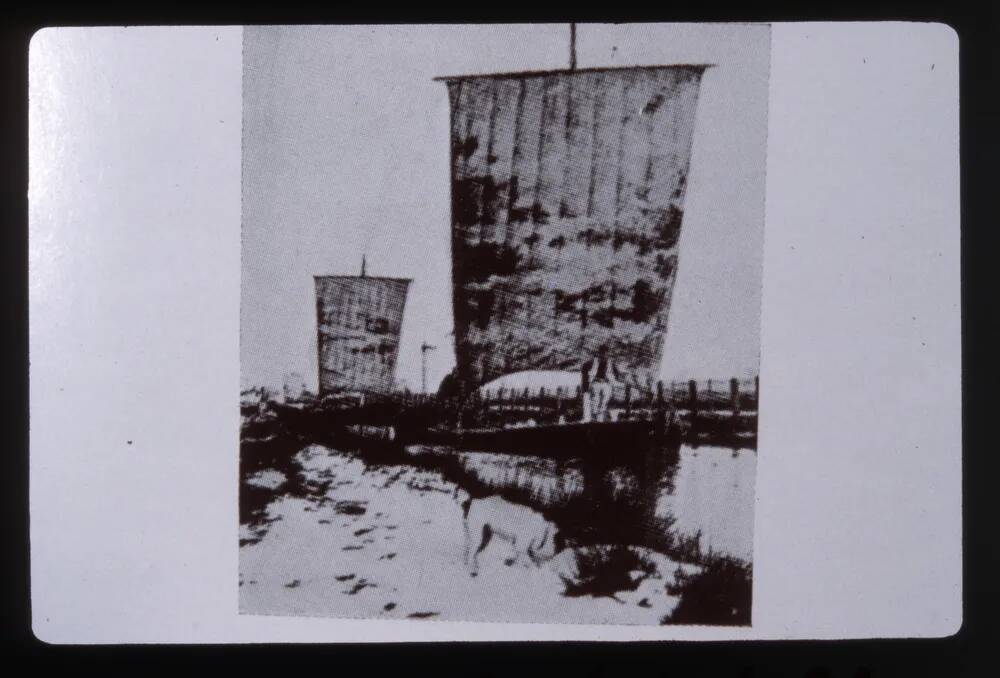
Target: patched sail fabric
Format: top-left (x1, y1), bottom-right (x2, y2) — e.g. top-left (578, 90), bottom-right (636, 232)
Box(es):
top-left (314, 275), bottom-right (411, 394)
top-left (440, 66), bottom-right (708, 387)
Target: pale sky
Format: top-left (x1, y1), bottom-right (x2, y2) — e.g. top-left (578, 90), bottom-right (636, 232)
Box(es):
top-left (241, 23), bottom-right (769, 393)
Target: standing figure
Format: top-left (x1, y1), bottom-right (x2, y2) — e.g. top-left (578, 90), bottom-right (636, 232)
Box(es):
top-left (581, 344), bottom-right (621, 423)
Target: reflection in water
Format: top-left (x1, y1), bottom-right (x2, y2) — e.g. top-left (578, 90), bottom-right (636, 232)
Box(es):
top-left (454, 453), bottom-right (585, 507)
top-left (655, 447), bottom-right (756, 561)
top-left (410, 443), bottom-right (755, 564)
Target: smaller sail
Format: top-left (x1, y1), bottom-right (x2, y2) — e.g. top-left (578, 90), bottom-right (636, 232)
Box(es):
top-left (314, 275), bottom-right (411, 395)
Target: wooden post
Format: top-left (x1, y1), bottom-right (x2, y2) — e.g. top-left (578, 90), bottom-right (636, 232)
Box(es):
top-left (654, 380), bottom-right (665, 437)
top-left (539, 387), bottom-right (546, 422)
top-left (555, 387), bottom-right (563, 421)
top-left (624, 383), bottom-right (632, 420)
top-left (730, 377), bottom-right (740, 431)
top-left (688, 379), bottom-right (699, 434)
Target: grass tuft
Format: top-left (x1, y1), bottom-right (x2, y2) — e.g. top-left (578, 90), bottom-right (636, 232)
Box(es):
top-left (561, 545), bottom-right (656, 599)
top-left (663, 555), bottom-right (752, 626)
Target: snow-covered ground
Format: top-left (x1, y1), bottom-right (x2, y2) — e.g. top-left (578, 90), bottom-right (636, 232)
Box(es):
top-left (239, 444), bottom-right (703, 625)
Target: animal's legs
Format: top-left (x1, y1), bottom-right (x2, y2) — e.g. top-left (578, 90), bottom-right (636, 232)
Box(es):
top-left (471, 524), bottom-right (492, 576)
top-left (504, 536), bottom-right (519, 566)
top-left (462, 519), bottom-right (470, 567)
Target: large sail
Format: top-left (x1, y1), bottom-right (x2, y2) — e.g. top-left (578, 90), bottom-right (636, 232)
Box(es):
top-left (314, 275), bottom-right (411, 394)
top-left (440, 65), bottom-right (708, 387)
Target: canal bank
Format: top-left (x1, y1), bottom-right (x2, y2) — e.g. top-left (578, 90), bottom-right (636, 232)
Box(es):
top-left (239, 434), bottom-right (753, 625)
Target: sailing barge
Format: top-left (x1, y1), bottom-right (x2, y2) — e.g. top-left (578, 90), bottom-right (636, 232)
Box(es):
top-left (270, 259), bottom-right (413, 436)
top-left (413, 62), bottom-right (714, 455)
top-left (278, 51), bottom-right (757, 455)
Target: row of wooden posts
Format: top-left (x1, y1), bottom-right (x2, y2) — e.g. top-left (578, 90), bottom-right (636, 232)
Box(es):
top-left (473, 378), bottom-right (759, 413)
top-left (396, 377), bottom-right (758, 408)
top-left (388, 377), bottom-right (760, 429)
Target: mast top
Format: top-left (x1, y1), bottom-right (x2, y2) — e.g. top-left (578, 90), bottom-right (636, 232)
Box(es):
top-left (436, 22), bottom-right (712, 83)
top-left (314, 274), bottom-right (412, 283)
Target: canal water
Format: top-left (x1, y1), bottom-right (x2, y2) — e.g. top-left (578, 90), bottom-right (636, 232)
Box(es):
top-left (404, 443), bottom-right (755, 563)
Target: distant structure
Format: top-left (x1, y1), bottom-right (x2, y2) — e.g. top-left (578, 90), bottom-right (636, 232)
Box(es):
top-left (313, 258), bottom-right (411, 395)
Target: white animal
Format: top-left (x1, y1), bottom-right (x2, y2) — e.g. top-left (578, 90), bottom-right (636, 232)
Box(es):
top-left (455, 490), bottom-right (566, 577)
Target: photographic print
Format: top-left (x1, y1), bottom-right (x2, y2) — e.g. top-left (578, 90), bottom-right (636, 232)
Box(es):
top-left (239, 23), bottom-right (768, 626)
top-left (27, 21), bottom-right (962, 643)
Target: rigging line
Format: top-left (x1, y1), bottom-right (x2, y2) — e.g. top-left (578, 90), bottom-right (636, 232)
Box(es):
top-left (569, 23), bottom-right (577, 71)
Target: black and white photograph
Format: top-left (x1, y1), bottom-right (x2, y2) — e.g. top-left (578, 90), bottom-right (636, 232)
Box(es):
top-left (26, 19), bottom-right (964, 644)
top-left (239, 23), bottom-right (768, 626)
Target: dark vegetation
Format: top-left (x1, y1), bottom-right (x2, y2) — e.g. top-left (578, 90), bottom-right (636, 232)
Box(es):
top-left (560, 545), bottom-right (657, 600)
top-left (240, 420), bottom-right (315, 530)
top-left (664, 556), bottom-right (752, 626)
